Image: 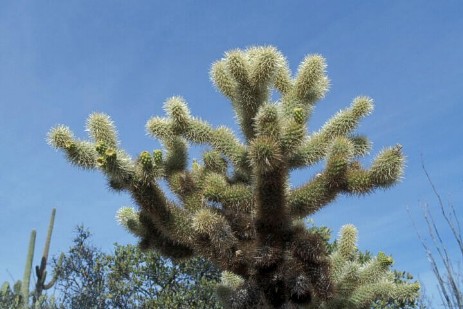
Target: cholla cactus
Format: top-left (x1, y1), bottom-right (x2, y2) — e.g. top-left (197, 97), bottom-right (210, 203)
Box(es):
top-left (48, 46), bottom-right (417, 308)
top-left (309, 225), bottom-right (420, 308)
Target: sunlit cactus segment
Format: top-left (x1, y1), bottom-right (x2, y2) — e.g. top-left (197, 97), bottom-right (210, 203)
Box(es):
top-left (86, 113), bottom-right (119, 148)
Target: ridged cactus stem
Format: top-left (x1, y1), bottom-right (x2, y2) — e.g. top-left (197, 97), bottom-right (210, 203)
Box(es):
top-left (33, 208), bottom-right (59, 304)
top-left (21, 230), bottom-right (36, 309)
top-left (42, 208), bottom-right (55, 261)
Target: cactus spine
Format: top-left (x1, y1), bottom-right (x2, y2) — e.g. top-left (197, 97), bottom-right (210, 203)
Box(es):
top-left (48, 46), bottom-right (419, 308)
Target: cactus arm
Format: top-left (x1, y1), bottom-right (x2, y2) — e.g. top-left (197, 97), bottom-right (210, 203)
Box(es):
top-left (129, 180), bottom-right (194, 245)
top-left (42, 278), bottom-right (56, 291)
top-left (289, 144), bottom-right (404, 218)
top-left (49, 122), bottom-right (197, 260)
top-left (317, 97), bottom-right (374, 141)
top-left (137, 209), bottom-right (194, 259)
top-left (42, 208), bottom-right (55, 263)
top-left (289, 173), bottom-right (339, 218)
top-left (21, 230), bottom-right (36, 309)
top-left (312, 225), bottom-right (421, 307)
top-left (287, 97), bottom-right (373, 170)
top-left (210, 47), bottom-right (290, 143)
top-left (202, 172), bottom-right (253, 212)
top-left (48, 125), bottom-right (135, 188)
top-left (146, 99), bottom-right (248, 174)
top-left (288, 54), bottom-right (329, 110)
top-left (220, 50), bottom-right (260, 141)
top-left (42, 253), bottom-right (64, 291)
top-left (33, 208), bottom-right (57, 303)
top-left (288, 136), bottom-right (354, 217)
top-left (191, 208), bottom-right (238, 257)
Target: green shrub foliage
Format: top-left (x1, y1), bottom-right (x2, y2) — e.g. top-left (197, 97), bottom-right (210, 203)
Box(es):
top-left (52, 226), bottom-right (222, 308)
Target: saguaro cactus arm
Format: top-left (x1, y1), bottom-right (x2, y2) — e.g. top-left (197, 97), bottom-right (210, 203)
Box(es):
top-left (21, 230), bottom-right (35, 309)
top-left (34, 208), bottom-right (62, 304)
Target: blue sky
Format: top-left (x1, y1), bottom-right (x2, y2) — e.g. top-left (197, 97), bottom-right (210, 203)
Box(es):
top-left (1, 0), bottom-right (462, 305)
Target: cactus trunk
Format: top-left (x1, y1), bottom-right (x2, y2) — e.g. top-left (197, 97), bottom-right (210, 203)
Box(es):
top-left (21, 230), bottom-right (36, 308)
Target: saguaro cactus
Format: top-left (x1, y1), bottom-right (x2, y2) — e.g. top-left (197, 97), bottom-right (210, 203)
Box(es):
top-left (6, 209), bottom-right (61, 309)
top-left (1, 231), bottom-right (37, 308)
top-left (33, 208), bottom-right (62, 305)
top-left (48, 46), bottom-right (418, 308)
top-left (21, 230), bottom-right (36, 308)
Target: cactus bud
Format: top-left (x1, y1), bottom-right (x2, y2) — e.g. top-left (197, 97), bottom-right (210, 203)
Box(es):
top-left (192, 160), bottom-right (201, 172)
top-left (105, 148), bottom-right (116, 158)
top-left (293, 107), bottom-right (305, 124)
top-left (64, 141), bottom-right (76, 150)
top-left (377, 252), bottom-right (394, 266)
top-left (96, 157), bottom-right (106, 167)
top-left (153, 150), bottom-right (163, 165)
top-left (95, 142), bottom-right (108, 155)
top-left (139, 151), bottom-right (153, 168)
